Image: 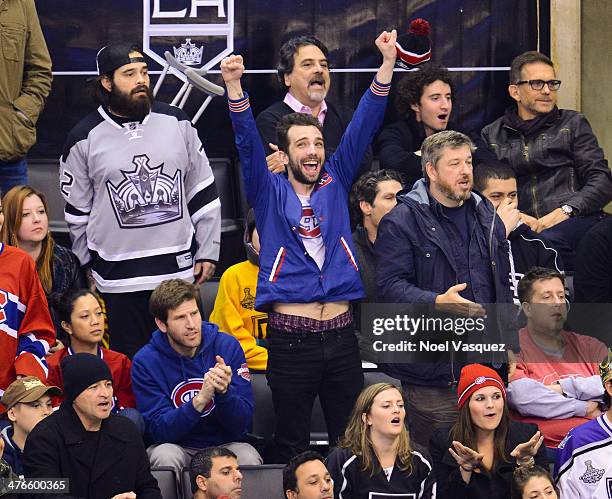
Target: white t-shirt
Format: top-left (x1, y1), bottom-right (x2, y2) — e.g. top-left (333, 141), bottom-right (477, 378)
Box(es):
top-left (297, 194), bottom-right (325, 270)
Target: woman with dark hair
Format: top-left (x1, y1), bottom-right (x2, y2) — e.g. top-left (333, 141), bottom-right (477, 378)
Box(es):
top-left (45, 289), bottom-right (142, 431)
top-left (511, 465), bottom-right (558, 499)
top-left (0, 185), bottom-right (85, 341)
top-left (430, 364), bottom-right (549, 498)
top-left (326, 382), bottom-right (436, 498)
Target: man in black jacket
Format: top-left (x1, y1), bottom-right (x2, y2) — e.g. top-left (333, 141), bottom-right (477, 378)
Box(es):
top-left (481, 51), bottom-right (612, 270)
top-left (350, 169), bottom-right (403, 302)
top-left (474, 160), bottom-right (564, 304)
top-left (256, 35), bottom-right (372, 174)
top-left (377, 64), bottom-right (454, 187)
top-left (23, 353), bottom-right (161, 499)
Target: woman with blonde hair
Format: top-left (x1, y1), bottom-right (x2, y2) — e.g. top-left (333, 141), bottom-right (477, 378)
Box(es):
top-left (1, 185), bottom-right (84, 341)
top-left (326, 382), bottom-right (436, 498)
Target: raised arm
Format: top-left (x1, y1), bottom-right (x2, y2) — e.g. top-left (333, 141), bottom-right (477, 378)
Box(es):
top-left (221, 55), bottom-right (273, 209)
top-left (221, 55), bottom-right (246, 100)
top-left (325, 31), bottom-right (396, 190)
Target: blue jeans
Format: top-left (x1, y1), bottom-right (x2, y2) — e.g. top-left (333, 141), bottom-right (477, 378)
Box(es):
top-left (540, 214), bottom-right (604, 270)
top-left (266, 326), bottom-right (364, 462)
top-left (0, 157), bottom-right (27, 194)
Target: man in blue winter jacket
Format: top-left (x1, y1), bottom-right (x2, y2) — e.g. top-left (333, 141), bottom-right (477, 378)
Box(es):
top-left (131, 279), bottom-right (261, 475)
top-left (375, 130), bottom-right (517, 447)
top-left (220, 30), bottom-right (397, 461)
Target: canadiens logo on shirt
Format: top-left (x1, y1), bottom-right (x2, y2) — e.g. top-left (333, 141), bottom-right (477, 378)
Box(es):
top-left (171, 378), bottom-right (215, 417)
top-left (318, 172), bottom-right (333, 187)
top-left (237, 363), bottom-right (251, 381)
top-left (299, 206), bottom-right (322, 239)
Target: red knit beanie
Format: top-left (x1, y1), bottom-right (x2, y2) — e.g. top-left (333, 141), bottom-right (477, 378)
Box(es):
top-left (457, 364), bottom-right (506, 409)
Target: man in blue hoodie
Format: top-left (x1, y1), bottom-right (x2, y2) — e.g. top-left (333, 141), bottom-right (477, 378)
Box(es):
top-left (131, 279), bottom-right (261, 475)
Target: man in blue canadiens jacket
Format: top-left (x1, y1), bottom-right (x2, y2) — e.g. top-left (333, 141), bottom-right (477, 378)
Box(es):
top-left (131, 279), bottom-right (261, 475)
top-left (220, 31), bottom-right (397, 461)
top-left (375, 130), bottom-right (517, 447)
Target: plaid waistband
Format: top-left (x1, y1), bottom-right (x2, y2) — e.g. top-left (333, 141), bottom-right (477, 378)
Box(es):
top-left (268, 309), bottom-right (353, 333)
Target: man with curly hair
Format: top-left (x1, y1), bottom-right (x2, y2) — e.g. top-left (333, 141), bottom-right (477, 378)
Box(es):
top-left (377, 64), bottom-right (454, 186)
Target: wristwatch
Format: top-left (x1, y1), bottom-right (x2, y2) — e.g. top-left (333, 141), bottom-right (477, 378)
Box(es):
top-left (560, 204), bottom-right (574, 217)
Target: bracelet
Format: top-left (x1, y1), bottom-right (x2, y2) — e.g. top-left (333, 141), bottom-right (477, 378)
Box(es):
top-left (517, 456), bottom-right (535, 468)
top-left (460, 465), bottom-right (475, 472)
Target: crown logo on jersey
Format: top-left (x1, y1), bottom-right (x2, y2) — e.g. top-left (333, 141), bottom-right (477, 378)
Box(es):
top-left (173, 38), bottom-right (203, 66)
top-left (106, 154), bottom-right (183, 228)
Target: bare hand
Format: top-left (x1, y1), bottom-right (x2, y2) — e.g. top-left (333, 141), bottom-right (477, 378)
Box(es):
top-left (220, 55), bottom-right (245, 83)
top-left (205, 355), bottom-right (232, 394)
top-left (192, 375), bottom-right (215, 412)
top-left (497, 197), bottom-right (521, 237)
top-left (194, 262), bottom-right (215, 285)
top-left (534, 208), bottom-right (569, 233)
top-left (519, 212), bottom-right (539, 231)
top-left (47, 340), bottom-right (65, 357)
top-left (585, 401), bottom-right (603, 419)
top-left (435, 283), bottom-right (486, 317)
top-left (266, 144), bottom-right (287, 173)
top-left (449, 441), bottom-right (484, 470)
top-left (375, 29), bottom-right (398, 62)
top-left (510, 431), bottom-right (544, 463)
top-left (110, 493), bottom-right (136, 499)
top-left (545, 382), bottom-right (563, 395)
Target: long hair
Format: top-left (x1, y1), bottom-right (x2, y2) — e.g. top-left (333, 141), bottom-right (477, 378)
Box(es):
top-left (450, 393), bottom-right (511, 471)
top-left (0, 186), bottom-right (55, 293)
top-left (338, 383), bottom-right (413, 476)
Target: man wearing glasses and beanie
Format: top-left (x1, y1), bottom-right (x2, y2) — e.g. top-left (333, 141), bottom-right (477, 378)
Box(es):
top-left (480, 51), bottom-right (612, 270)
top-left (23, 353), bottom-right (161, 499)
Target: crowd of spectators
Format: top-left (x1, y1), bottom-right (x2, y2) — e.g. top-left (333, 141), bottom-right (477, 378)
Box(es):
top-left (0, 6), bottom-right (611, 498)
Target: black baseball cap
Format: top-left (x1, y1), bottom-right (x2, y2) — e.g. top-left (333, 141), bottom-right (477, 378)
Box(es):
top-left (96, 42), bottom-right (146, 76)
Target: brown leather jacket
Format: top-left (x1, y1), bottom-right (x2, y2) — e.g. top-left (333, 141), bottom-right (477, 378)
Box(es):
top-left (0, 0), bottom-right (52, 162)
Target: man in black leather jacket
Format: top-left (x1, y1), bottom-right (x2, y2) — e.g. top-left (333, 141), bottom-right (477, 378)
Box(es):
top-left (480, 51), bottom-right (612, 269)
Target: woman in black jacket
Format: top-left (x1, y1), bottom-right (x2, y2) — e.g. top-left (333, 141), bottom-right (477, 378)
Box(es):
top-left (429, 364), bottom-right (549, 499)
top-left (326, 382), bottom-right (436, 499)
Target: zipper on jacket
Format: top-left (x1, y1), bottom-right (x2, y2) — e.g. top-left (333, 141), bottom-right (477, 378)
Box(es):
top-left (520, 135), bottom-right (540, 219)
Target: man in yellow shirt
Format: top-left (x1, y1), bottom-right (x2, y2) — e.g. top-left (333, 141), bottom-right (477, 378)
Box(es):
top-left (210, 210), bottom-right (268, 370)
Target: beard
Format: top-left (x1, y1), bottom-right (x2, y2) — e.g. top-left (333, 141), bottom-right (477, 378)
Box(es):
top-left (437, 176), bottom-right (472, 203)
top-left (288, 159), bottom-right (319, 186)
top-left (108, 84), bottom-right (153, 121)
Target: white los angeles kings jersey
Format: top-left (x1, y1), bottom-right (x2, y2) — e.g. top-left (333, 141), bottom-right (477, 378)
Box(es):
top-left (60, 101), bottom-right (221, 293)
top-left (555, 413), bottom-right (612, 498)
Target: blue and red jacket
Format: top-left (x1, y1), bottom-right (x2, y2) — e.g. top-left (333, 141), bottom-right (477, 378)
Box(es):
top-left (228, 80), bottom-right (390, 310)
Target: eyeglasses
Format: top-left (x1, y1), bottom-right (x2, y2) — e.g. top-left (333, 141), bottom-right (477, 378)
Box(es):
top-left (514, 79), bottom-right (562, 91)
